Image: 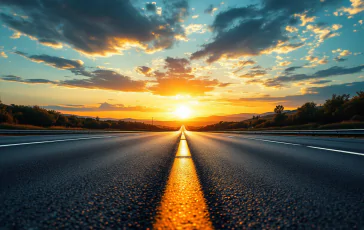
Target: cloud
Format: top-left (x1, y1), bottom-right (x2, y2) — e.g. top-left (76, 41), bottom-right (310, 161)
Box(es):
top-left (261, 65), bottom-right (364, 87)
top-left (334, 57), bottom-right (348, 62)
top-left (284, 66), bottom-right (303, 73)
top-left (191, 0), bottom-right (341, 63)
top-left (233, 60), bottom-right (256, 74)
top-left (184, 24), bottom-right (208, 35)
top-left (286, 26), bottom-right (298, 32)
top-left (164, 57), bottom-right (192, 74)
top-left (0, 51), bottom-right (7, 58)
top-left (14, 51), bottom-right (92, 76)
top-left (61, 70), bottom-right (146, 92)
top-left (239, 70), bottom-right (267, 78)
top-left (1, 69), bottom-right (146, 92)
top-left (149, 77), bottom-right (222, 96)
top-left (306, 23), bottom-right (341, 42)
top-left (339, 50), bottom-right (352, 56)
top-left (341, 0), bottom-right (364, 15)
top-left (278, 61), bottom-right (292, 66)
top-left (145, 2), bottom-right (157, 12)
top-left (234, 60), bottom-right (256, 68)
top-left (305, 55), bottom-right (328, 66)
top-left (140, 57), bottom-right (227, 96)
top-left (1, 75), bottom-right (56, 84)
top-left (332, 49), bottom-right (352, 62)
top-left (136, 66), bottom-right (153, 77)
top-left (309, 80), bottom-right (332, 85)
top-left (3, 55), bottom-right (229, 96)
top-left (232, 81), bottom-right (364, 107)
top-left (294, 13), bottom-right (316, 26)
top-left (0, 0), bottom-right (189, 56)
top-left (44, 102), bottom-right (161, 112)
top-left (204, 4), bottom-right (218, 15)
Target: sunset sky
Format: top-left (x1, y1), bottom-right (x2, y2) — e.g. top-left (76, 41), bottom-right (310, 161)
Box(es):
top-left (0, 0), bottom-right (363, 120)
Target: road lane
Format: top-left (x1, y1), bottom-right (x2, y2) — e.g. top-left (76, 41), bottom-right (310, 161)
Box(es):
top-left (1, 131), bottom-right (364, 229)
top-left (186, 132), bottom-right (364, 229)
top-left (0, 132), bottom-right (180, 229)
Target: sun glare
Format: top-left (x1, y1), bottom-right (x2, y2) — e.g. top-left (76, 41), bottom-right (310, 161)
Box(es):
top-left (175, 105), bottom-right (192, 119)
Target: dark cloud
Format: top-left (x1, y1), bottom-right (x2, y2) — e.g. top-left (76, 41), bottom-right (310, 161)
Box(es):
top-left (1, 70), bottom-right (146, 92)
top-left (14, 51), bottom-right (91, 76)
top-left (14, 51), bottom-right (82, 69)
top-left (204, 4), bottom-right (216, 14)
top-left (136, 66), bottom-right (153, 77)
top-left (218, 82), bottom-right (232, 87)
top-left (61, 70), bottom-right (146, 92)
top-left (284, 66), bottom-right (303, 73)
top-left (233, 60), bottom-right (256, 74)
top-left (44, 102), bottom-right (161, 112)
top-left (251, 65), bottom-right (263, 70)
top-left (1, 75), bottom-right (56, 84)
top-left (0, 0), bottom-right (189, 56)
top-left (309, 80), bottom-right (332, 84)
top-left (262, 65), bottom-right (364, 87)
top-left (233, 81), bottom-right (364, 107)
top-left (164, 57), bottom-right (192, 74)
top-left (211, 5), bottom-right (259, 31)
top-left (334, 57), bottom-right (348, 62)
top-left (191, 0), bottom-right (342, 63)
top-left (239, 70), bottom-right (267, 78)
top-left (145, 3), bottom-right (157, 12)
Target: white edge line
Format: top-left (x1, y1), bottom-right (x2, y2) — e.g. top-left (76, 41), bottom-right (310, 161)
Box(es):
top-left (245, 137), bottom-right (301, 146)
top-left (0, 136), bottom-right (115, 148)
top-left (307, 146), bottom-right (364, 157)
top-left (242, 137), bottom-right (364, 156)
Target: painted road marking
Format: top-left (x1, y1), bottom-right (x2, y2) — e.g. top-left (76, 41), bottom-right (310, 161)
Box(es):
top-left (307, 146), bottom-right (364, 157)
top-left (0, 136), bottom-right (115, 148)
top-left (154, 131), bottom-right (213, 229)
top-left (247, 138), bottom-right (301, 146)
top-left (231, 135), bottom-right (364, 157)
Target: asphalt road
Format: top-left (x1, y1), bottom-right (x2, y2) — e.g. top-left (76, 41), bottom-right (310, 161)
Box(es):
top-left (1, 131), bottom-right (364, 229)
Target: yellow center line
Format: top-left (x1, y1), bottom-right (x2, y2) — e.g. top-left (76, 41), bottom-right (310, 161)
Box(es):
top-left (154, 131), bottom-right (213, 229)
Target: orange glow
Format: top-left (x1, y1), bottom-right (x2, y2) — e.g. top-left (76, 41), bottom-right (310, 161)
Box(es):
top-left (154, 132), bottom-right (212, 229)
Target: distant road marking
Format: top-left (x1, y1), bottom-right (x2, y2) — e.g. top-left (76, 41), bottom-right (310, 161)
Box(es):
top-left (229, 135), bottom-right (364, 157)
top-left (0, 136), bottom-right (115, 148)
top-left (307, 146), bottom-right (364, 157)
top-left (154, 130), bottom-right (213, 229)
top-left (245, 137), bottom-right (301, 146)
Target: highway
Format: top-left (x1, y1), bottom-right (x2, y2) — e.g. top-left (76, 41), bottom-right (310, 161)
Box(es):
top-left (1, 131), bottom-right (364, 229)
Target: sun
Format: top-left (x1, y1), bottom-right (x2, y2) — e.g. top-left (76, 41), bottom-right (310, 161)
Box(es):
top-left (175, 105), bottom-right (192, 119)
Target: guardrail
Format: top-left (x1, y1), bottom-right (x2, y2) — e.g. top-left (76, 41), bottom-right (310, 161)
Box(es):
top-left (215, 129), bottom-right (364, 136)
top-left (0, 129), bottom-right (143, 135)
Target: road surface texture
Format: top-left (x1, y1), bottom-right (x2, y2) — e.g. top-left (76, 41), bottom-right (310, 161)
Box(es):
top-left (1, 131), bottom-right (364, 229)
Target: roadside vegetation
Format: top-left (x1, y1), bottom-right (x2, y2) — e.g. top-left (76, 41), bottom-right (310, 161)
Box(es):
top-left (0, 101), bottom-right (173, 131)
top-left (198, 92), bottom-right (364, 131)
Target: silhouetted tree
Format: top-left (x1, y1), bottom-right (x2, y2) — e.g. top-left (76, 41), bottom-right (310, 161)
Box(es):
top-left (294, 102), bottom-right (319, 123)
top-left (323, 94), bottom-right (350, 122)
top-left (274, 105), bottom-right (284, 114)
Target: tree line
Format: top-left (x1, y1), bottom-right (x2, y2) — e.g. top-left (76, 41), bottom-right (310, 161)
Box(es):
top-left (0, 102), bottom-right (170, 131)
top-left (199, 92), bottom-right (364, 131)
